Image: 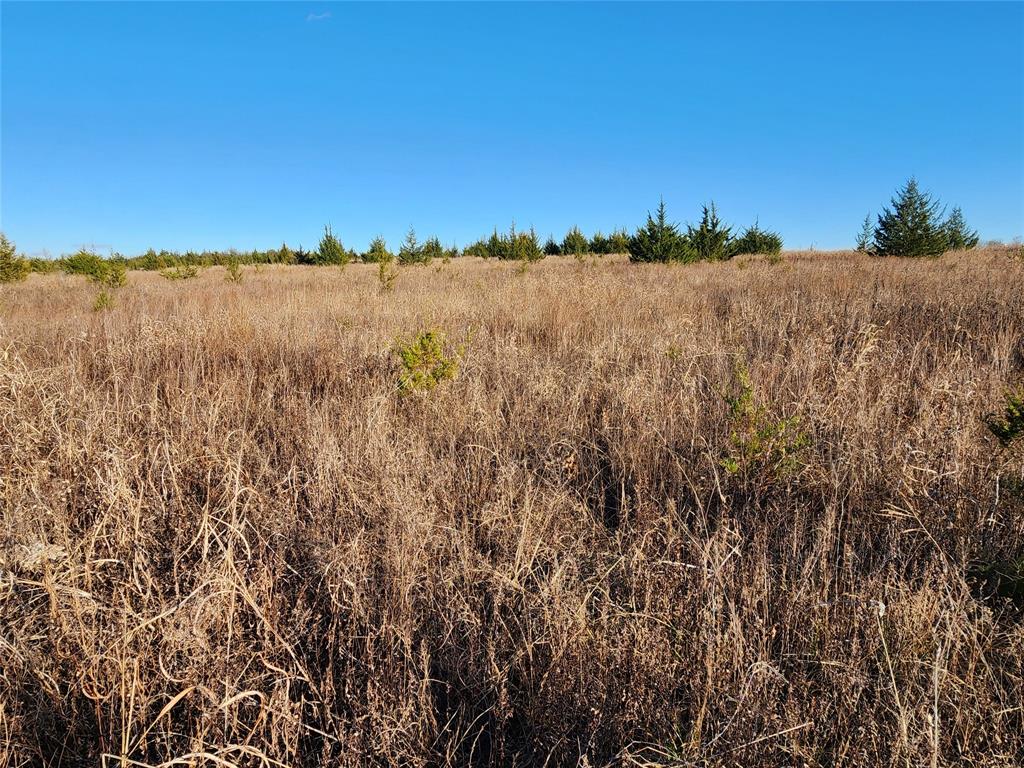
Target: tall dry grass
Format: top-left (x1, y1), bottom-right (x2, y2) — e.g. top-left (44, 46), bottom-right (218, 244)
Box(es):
top-left (1, 249), bottom-right (1022, 767)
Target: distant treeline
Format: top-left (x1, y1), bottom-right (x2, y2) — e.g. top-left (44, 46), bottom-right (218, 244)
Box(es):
top-left (0, 180), bottom-right (987, 281)
top-left (12, 200), bottom-right (782, 273)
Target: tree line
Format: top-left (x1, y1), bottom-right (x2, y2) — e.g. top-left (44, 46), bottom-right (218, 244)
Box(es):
top-left (0, 179), bottom-right (987, 282)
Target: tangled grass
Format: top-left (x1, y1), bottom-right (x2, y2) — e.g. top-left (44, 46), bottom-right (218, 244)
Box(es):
top-left (1, 249), bottom-right (1022, 767)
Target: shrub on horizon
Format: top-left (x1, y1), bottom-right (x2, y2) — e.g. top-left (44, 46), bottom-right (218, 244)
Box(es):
top-left (687, 202), bottom-right (734, 261)
top-left (942, 206), bottom-right (980, 251)
top-left (314, 225), bottom-right (353, 266)
top-left (0, 233), bottom-right (30, 283)
top-left (61, 249), bottom-right (109, 280)
top-left (463, 240), bottom-right (490, 259)
top-left (627, 198), bottom-right (693, 263)
top-left (561, 226), bottom-right (589, 257)
top-left (608, 228), bottom-right (630, 254)
top-left (855, 213), bottom-right (873, 253)
top-left (731, 222), bottom-right (783, 256)
top-left (421, 236), bottom-right (446, 264)
top-left (589, 231), bottom-right (612, 255)
top-left (362, 236), bottom-right (393, 264)
top-left (873, 178), bottom-right (952, 257)
top-left (160, 264), bottom-right (200, 280)
top-left (398, 228), bottom-right (430, 265)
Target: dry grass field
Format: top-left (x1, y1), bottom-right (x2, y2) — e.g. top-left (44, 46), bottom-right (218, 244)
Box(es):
top-left (1, 248), bottom-right (1023, 767)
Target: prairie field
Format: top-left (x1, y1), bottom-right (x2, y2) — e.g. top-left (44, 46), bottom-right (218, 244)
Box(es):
top-left (1, 248), bottom-right (1023, 767)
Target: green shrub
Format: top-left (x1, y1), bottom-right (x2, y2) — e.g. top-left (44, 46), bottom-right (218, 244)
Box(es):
top-left (485, 229), bottom-right (508, 260)
top-left (274, 242), bottom-right (296, 265)
top-left (731, 222), bottom-right (783, 256)
top-left (942, 206), bottom-right (980, 251)
top-left (477, 224), bottom-right (543, 261)
top-left (362, 236), bottom-right (393, 264)
top-left (421, 236), bottom-right (445, 263)
top-left (872, 178), bottom-right (950, 257)
top-left (628, 199), bottom-right (693, 263)
top-left (721, 360), bottom-right (809, 486)
top-left (589, 231), bottom-right (611, 255)
top-left (92, 289), bottom-right (114, 312)
top-left (508, 224), bottom-right (542, 263)
top-left (83, 261), bottom-right (127, 310)
top-left (224, 260), bottom-right (244, 283)
top-left (608, 229), bottom-right (630, 254)
top-left (399, 228), bottom-right (431, 265)
top-left (687, 202), bottom-right (734, 261)
top-left (463, 240), bottom-right (490, 259)
top-left (28, 258), bottom-right (59, 274)
top-left (61, 249), bottom-right (109, 280)
top-left (378, 259), bottom-right (399, 293)
top-left (313, 225), bottom-right (353, 266)
top-left (561, 226), bottom-right (589, 256)
top-left (0, 233), bottom-right (30, 283)
top-left (160, 265), bottom-right (200, 280)
top-left (542, 236), bottom-right (561, 256)
top-left (97, 261), bottom-right (127, 288)
top-left (856, 213), bottom-right (873, 253)
top-left (986, 389), bottom-right (1024, 446)
top-left (394, 330), bottom-right (459, 393)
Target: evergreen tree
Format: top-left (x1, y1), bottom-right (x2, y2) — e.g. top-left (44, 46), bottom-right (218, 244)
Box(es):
top-left (486, 228), bottom-right (508, 259)
top-left (589, 231), bottom-right (612, 255)
top-left (317, 225), bottom-right (351, 266)
top-left (561, 226), bottom-right (589, 256)
top-left (872, 178), bottom-right (948, 257)
top-left (608, 228), bottom-right (630, 254)
top-left (731, 221), bottom-right (783, 256)
top-left (463, 240), bottom-right (490, 259)
top-left (509, 225), bottom-right (543, 262)
top-left (276, 242), bottom-right (295, 264)
top-left (627, 198), bottom-right (693, 263)
top-left (421, 236), bottom-right (444, 263)
top-left (687, 202), bottom-right (734, 261)
top-left (362, 236), bottom-right (393, 264)
top-left (855, 213), bottom-right (873, 252)
top-left (542, 236), bottom-right (561, 256)
top-left (0, 233), bottom-right (29, 283)
top-left (942, 206), bottom-right (980, 251)
top-left (398, 228), bottom-right (426, 264)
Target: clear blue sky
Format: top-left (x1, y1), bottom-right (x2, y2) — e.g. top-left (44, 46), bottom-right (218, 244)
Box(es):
top-left (2, 1), bottom-right (1022, 256)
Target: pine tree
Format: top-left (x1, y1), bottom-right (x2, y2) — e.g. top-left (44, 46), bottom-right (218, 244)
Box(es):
top-left (542, 236), bottom-right (561, 256)
top-left (486, 228), bottom-right (508, 259)
top-left (510, 226), bottom-right (543, 262)
top-left (873, 178), bottom-right (948, 257)
top-left (589, 231), bottom-right (611, 255)
top-left (561, 226), bottom-right (589, 256)
top-left (627, 198), bottom-right (693, 263)
top-left (421, 236), bottom-right (444, 264)
top-left (276, 242), bottom-right (295, 264)
top-left (362, 236), bottom-right (393, 264)
top-left (855, 213), bottom-right (873, 252)
top-left (0, 233), bottom-right (30, 283)
top-left (942, 206), bottom-right (980, 251)
top-left (687, 202), bottom-right (734, 261)
top-left (317, 225), bottom-right (350, 266)
top-left (398, 228), bottom-right (425, 264)
top-left (731, 221), bottom-right (783, 256)
top-left (608, 229), bottom-right (630, 254)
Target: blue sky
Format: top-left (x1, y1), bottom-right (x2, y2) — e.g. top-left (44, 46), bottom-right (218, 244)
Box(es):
top-left (2, 1), bottom-right (1022, 256)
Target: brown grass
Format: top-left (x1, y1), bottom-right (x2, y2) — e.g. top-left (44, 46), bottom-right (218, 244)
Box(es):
top-left (1, 249), bottom-right (1022, 767)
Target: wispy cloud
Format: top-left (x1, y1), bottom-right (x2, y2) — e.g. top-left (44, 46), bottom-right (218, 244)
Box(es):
top-left (306, 11), bottom-right (331, 22)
